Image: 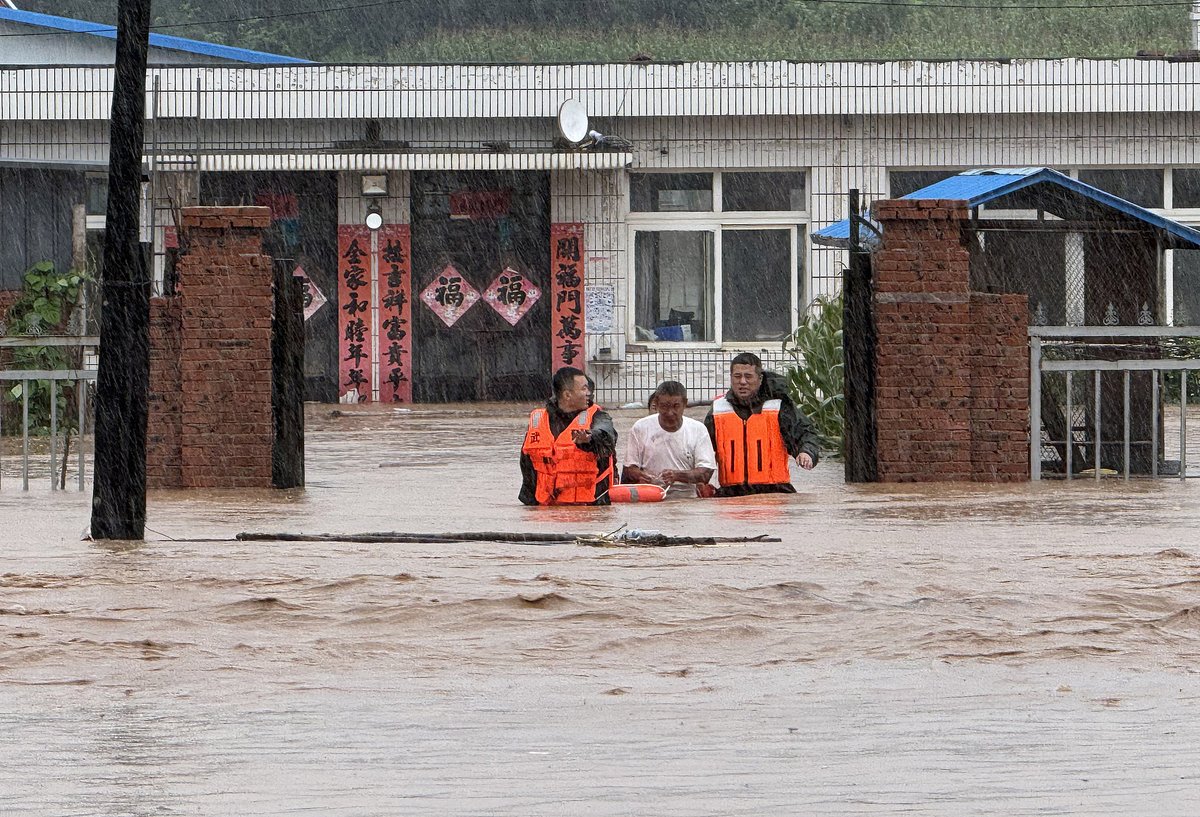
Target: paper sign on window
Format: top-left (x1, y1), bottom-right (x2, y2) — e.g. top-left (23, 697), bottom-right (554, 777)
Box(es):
top-left (483, 267), bottom-right (541, 326)
top-left (420, 263), bottom-right (480, 328)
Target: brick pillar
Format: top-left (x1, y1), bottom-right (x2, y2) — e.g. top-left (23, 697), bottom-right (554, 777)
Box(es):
top-left (146, 297), bottom-right (182, 488)
top-left (968, 293), bottom-right (1030, 481)
top-left (871, 198), bottom-right (1030, 482)
top-left (176, 206), bottom-right (274, 489)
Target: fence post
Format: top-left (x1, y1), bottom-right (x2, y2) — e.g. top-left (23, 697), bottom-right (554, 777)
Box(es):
top-left (1030, 335), bottom-right (1042, 481)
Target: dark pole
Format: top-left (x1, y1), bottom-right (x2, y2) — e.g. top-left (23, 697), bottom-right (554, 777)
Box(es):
top-left (844, 189), bottom-right (878, 483)
top-left (90, 0), bottom-right (153, 540)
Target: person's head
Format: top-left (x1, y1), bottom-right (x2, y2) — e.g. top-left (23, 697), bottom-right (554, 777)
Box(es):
top-left (653, 380), bottom-right (688, 432)
top-left (647, 393), bottom-right (659, 414)
top-left (552, 366), bottom-right (591, 413)
top-left (729, 352), bottom-right (763, 403)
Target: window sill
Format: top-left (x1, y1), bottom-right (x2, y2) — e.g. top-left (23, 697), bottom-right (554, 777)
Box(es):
top-left (624, 341), bottom-right (787, 354)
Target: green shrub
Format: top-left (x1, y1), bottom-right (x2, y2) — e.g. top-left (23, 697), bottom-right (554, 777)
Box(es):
top-left (783, 293), bottom-right (844, 459)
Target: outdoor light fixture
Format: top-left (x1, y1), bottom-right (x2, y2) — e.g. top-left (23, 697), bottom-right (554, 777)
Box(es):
top-left (365, 203), bottom-right (383, 231)
top-left (361, 173), bottom-right (388, 197)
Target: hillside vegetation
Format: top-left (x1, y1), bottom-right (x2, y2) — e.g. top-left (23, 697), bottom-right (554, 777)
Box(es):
top-left (21, 0), bottom-right (1192, 63)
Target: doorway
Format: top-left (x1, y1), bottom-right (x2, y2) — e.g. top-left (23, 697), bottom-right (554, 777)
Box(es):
top-left (200, 171), bottom-right (339, 402)
top-left (411, 171), bottom-right (551, 402)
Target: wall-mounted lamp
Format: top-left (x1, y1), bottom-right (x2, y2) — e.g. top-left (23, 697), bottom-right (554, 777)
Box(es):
top-left (365, 203), bottom-right (383, 231)
top-left (361, 173), bottom-right (388, 197)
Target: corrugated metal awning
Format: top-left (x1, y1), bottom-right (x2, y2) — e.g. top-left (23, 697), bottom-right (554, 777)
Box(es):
top-left (812, 167), bottom-right (1200, 250)
top-left (154, 151), bottom-right (632, 172)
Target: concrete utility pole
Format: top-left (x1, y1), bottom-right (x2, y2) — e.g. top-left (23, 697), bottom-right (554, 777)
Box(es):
top-left (90, 0), bottom-right (152, 541)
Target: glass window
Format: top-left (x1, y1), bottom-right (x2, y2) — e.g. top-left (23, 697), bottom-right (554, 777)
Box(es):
top-left (1174, 249), bottom-right (1200, 325)
top-left (722, 172), bottom-right (807, 212)
top-left (889, 169), bottom-right (963, 198)
top-left (722, 229), bottom-right (793, 342)
top-left (630, 173), bottom-right (713, 212)
top-left (634, 230), bottom-right (714, 341)
top-left (1173, 169), bottom-right (1200, 209)
top-left (1078, 168), bottom-right (1164, 209)
top-left (86, 175), bottom-right (108, 216)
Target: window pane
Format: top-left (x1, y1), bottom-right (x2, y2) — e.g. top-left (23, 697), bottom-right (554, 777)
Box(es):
top-left (889, 169), bottom-right (962, 198)
top-left (723, 171), bottom-right (807, 211)
top-left (1174, 249), bottom-right (1200, 325)
top-left (86, 176), bottom-right (108, 216)
top-left (722, 229), bottom-right (792, 342)
top-left (634, 231), bottom-right (714, 341)
top-left (1174, 169), bottom-right (1200, 209)
top-left (630, 173), bottom-right (713, 212)
top-left (1078, 168), bottom-right (1164, 208)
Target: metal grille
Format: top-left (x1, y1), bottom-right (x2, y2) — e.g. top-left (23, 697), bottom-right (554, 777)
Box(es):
top-left (5, 60), bottom-right (1200, 405)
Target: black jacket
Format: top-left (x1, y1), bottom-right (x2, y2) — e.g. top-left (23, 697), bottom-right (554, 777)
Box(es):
top-left (702, 371), bottom-right (822, 497)
top-left (519, 400), bottom-right (617, 506)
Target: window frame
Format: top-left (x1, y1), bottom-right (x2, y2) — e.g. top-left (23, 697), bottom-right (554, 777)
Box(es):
top-left (626, 169), bottom-right (810, 349)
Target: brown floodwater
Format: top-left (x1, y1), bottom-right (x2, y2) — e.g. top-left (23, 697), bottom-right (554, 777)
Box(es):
top-left (2, 403), bottom-right (1200, 814)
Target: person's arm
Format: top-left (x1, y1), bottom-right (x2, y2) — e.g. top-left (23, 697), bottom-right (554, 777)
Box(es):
top-left (572, 410), bottom-right (617, 458)
top-left (518, 452), bottom-right (539, 505)
top-left (621, 423), bottom-right (663, 485)
top-left (703, 409), bottom-right (717, 450)
top-left (662, 423), bottom-right (717, 486)
top-left (777, 400), bottom-right (821, 468)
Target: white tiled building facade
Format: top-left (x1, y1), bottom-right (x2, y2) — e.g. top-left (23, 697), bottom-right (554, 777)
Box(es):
top-left (3, 59), bottom-right (1200, 403)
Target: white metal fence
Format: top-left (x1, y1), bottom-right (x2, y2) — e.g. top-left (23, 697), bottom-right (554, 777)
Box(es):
top-left (1030, 326), bottom-right (1200, 481)
top-left (0, 335), bottom-right (97, 491)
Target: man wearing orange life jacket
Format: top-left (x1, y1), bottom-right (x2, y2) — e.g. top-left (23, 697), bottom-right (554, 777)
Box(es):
top-left (519, 366), bottom-right (617, 506)
top-left (703, 352), bottom-right (821, 497)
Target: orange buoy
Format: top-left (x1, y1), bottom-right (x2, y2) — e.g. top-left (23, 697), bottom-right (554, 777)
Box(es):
top-left (608, 483), bottom-right (666, 503)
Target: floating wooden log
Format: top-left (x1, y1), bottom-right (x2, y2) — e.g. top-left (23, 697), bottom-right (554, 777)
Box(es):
top-left (235, 531), bottom-right (781, 547)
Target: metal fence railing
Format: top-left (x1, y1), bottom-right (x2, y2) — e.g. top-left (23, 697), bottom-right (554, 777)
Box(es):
top-left (1029, 325), bottom-right (1200, 481)
top-left (0, 335), bottom-right (97, 491)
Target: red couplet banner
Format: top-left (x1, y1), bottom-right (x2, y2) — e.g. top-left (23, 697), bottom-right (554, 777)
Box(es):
top-left (550, 223), bottom-right (585, 372)
top-left (377, 224), bottom-right (412, 403)
top-left (338, 224), bottom-right (372, 402)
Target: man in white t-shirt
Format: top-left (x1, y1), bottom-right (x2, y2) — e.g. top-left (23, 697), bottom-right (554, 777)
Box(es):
top-left (622, 381), bottom-right (717, 498)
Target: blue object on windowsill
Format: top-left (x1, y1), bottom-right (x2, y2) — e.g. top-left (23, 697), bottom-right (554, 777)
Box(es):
top-left (654, 325), bottom-right (685, 341)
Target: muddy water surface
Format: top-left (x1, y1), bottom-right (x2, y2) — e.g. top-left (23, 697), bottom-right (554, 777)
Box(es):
top-left (2, 404), bottom-right (1200, 814)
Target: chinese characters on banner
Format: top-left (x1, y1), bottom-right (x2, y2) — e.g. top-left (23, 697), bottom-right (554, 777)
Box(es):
top-left (419, 263), bottom-right (481, 328)
top-left (378, 224), bottom-right (413, 403)
top-left (483, 266), bottom-right (541, 326)
top-left (550, 223), bottom-right (585, 371)
top-left (337, 225), bottom-right (372, 402)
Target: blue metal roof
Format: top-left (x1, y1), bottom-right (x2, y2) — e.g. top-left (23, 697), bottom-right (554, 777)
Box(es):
top-left (0, 7), bottom-right (311, 64)
top-left (812, 167), bottom-right (1200, 250)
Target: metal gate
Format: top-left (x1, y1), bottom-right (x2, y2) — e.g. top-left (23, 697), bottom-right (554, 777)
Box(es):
top-left (1030, 326), bottom-right (1200, 480)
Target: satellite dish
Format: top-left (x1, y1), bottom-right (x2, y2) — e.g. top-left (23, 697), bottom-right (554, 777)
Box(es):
top-left (558, 99), bottom-right (590, 145)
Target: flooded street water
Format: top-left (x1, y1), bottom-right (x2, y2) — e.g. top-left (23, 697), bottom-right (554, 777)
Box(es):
top-left (3, 403), bottom-right (1200, 814)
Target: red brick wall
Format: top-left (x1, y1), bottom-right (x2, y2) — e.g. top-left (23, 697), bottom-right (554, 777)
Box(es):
top-left (145, 206), bottom-right (275, 489)
top-left (872, 198), bottom-right (1029, 482)
top-left (969, 293), bottom-right (1030, 481)
top-left (146, 298), bottom-right (182, 488)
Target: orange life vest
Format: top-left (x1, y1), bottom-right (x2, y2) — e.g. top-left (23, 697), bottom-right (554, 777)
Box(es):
top-left (521, 404), bottom-right (613, 505)
top-left (712, 396), bottom-right (792, 488)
